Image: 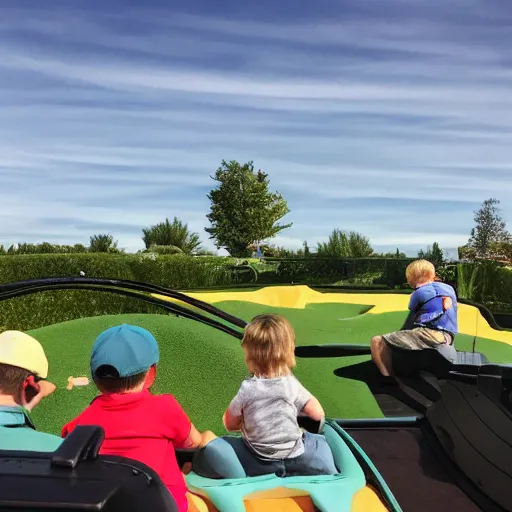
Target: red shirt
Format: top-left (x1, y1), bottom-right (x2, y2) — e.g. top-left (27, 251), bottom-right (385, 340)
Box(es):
top-left (62, 391), bottom-right (191, 512)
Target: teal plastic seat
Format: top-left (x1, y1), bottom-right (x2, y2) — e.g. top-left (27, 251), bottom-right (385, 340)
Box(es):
top-left (186, 423), bottom-right (366, 512)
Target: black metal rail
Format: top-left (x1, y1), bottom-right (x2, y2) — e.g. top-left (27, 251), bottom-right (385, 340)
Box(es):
top-left (0, 277), bottom-right (248, 328)
top-left (0, 278), bottom-right (246, 340)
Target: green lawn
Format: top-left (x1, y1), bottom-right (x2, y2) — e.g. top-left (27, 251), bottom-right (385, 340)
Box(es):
top-left (28, 301), bottom-right (512, 437)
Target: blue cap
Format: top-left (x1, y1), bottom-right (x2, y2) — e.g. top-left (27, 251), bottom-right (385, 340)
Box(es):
top-left (90, 324), bottom-right (160, 378)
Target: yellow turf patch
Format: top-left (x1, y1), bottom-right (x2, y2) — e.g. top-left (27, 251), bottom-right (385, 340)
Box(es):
top-left (351, 486), bottom-right (389, 511)
top-left (153, 285), bottom-right (512, 347)
top-left (187, 485), bottom-right (387, 511)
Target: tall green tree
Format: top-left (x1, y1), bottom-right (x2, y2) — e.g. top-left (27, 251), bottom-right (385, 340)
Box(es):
top-left (431, 242), bottom-right (444, 265)
top-left (205, 160), bottom-right (292, 257)
top-left (142, 217), bottom-right (202, 255)
top-left (468, 198), bottom-right (511, 257)
top-left (89, 234), bottom-right (119, 253)
top-left (317, 229), bottom-right (373, 257)
top-left (418, 241), bottom-right (444, 266)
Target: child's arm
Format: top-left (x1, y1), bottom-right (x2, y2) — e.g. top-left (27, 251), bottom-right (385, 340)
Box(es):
top-left (301, 396), bottom-right (325, 422)
top-left (223, 383), bottom-right (246, 432)
top-left (407, 288), bottom-right (422, 312)
top-left (161, 395), bottom-right (216, 449)
top-left (222, 409), bottom-right (242, 432)
top-left (293, 377), bottom-right (325, 422)
top-left (24, 380), bottom-right (57, 412)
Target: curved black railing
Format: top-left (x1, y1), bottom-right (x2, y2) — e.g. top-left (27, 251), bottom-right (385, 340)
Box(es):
top-left (0, 277), bottom-right (247, 328)
top-left (0, 278), bottom-right (246, 340)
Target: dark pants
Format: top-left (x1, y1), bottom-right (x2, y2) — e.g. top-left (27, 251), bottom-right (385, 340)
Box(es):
top-left (192, 431), bottom-right (338, 479)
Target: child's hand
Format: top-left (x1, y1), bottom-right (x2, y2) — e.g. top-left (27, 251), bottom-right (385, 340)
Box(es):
top-left (25, 381), bottom-right (57, 412)
top-left (223, 410), bottom-right (242, 432)
top-left (442, 297), bottom-right (453, 310)
top-left (39, 380), bottom-right (57, 396)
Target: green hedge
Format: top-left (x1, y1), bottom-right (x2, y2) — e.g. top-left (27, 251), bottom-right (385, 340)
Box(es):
top-left (267, 258), bottom-right (414, 287)
top-left (0, 254), bottom-right (238, 330)
top-left (0, 291), bottom-right (165, 331)
top-left (0, 253), bottom-right (235, 287)
top-left (456, 262), bottom-right (512, 313)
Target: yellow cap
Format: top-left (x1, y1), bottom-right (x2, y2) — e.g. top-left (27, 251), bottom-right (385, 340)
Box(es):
top-left (0, 331), bottom-right (49, 378)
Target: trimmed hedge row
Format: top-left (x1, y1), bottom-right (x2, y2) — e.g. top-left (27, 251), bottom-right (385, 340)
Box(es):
top-left (0, 253), bottom-right (237, 287)
top-left (268, 258), bottom-right (414, 288)
top-left (0, 254), bottom-right (238, 330)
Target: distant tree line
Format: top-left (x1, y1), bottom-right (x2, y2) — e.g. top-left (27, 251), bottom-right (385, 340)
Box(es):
top-left (1, 160), bottom-right (507, 264)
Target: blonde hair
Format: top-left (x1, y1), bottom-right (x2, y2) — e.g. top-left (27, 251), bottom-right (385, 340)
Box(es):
top-left (241, 314), bottom-right (296, 378)
top-left (406, 259), bottom-right (436, 287)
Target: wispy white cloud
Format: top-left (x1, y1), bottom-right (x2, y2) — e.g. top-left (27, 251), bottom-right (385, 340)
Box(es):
top-left (0, 1), bottom-right (511, 254)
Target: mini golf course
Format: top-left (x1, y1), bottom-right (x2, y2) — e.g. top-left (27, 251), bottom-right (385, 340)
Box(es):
top-left (28, 286), bottom-right (512, 437)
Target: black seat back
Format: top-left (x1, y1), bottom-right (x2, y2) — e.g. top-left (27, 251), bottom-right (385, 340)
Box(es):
top-left (477, 364), bottom-right (512, 417)
top-left (391, 344), bottom-right (488, 379)
top-left (0, 426), bottom-right (178, 512)
top-left (426, 379), bottom-right (512, 512)
top-left (391, 346), bottom-right (455, 378)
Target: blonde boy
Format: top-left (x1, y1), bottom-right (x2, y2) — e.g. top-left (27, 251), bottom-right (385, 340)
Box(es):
top-left (370, 260), bottom-right (458, 377)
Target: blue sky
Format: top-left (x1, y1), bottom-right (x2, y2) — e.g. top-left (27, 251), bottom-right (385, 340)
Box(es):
top-left (1, 0), bottom-right (511, 256)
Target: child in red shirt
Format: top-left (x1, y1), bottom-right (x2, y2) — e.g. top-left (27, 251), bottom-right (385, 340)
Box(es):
top-left (62, 324), bottom-right (215, 512)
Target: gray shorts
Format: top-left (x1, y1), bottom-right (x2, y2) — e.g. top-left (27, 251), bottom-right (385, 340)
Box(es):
top-left (382, 327), bottom-right (454, 350)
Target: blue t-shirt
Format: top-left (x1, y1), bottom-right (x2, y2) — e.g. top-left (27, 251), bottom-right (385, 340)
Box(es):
top-left (408, 282), bottom-right (458, 334)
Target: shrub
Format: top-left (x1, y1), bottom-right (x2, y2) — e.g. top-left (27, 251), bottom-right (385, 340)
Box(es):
top-left (142, 217), bottom-right (202, 255)
top-left (89, 234), bottom-right (121, 253)
top-left (0, 291), bottom-right (164, 331)
top-left (317, 230), bottom-right (373, 258)
top-left (455, 261), bottom-right (511, 303)
top-left (5, 242), bottom-right (88, 255)
top-left (436, 264), bottom-right (457, 288)
top-left (487, 242), bottom-right (512, 262)
top-left (271, 257), bottom-right (412, 287)
top-left (458, 244), bottom-right (476, 261)
top-left (142, 245), bottom-right (184, 255)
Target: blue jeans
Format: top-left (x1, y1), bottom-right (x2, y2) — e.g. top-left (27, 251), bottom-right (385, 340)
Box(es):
top-left (192, 431), bottom-right (338, 479)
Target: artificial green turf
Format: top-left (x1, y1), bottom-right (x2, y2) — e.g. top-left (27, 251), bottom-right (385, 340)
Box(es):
top-left (214, 301), bottom-right (404, 346)
top-left (30, 313), bottom-right (249, 436)
top-left (28, 301), bottom-right (512, 438)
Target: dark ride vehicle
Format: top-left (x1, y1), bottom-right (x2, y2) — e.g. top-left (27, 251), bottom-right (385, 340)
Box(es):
top-left (0, 277), bottom-right (511, 512)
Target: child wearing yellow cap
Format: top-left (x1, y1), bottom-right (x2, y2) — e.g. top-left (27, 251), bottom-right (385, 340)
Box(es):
top-left (0, 330), bottom-right (60, 451)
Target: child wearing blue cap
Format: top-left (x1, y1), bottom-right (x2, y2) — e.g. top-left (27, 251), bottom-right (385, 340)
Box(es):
top-left (61, 324), bottom-right (215, 512)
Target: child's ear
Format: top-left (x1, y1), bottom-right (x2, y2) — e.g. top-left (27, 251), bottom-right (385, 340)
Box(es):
top-left (143, 365), bottom-right (157, 390)
top-left (20, 375), bottom-right (40, 406)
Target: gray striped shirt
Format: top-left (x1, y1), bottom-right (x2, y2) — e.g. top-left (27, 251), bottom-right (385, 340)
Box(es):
top-left (227, 374), bottom-right (312, 459)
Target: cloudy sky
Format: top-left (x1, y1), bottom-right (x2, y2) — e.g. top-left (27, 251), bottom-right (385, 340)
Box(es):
top-left (1, 0), bottom-right (511, 256)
